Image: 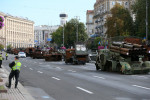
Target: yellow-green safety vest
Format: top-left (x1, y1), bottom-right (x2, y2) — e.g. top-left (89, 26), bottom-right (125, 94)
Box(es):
top-left (6, 53), bottom-right (8, 56)
top-left (12, 60), bottom-right (21, 71)
top-left (0, 55), bottom-right (2, 60)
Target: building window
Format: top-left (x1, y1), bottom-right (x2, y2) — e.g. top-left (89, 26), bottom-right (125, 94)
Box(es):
top-left (112, 1), bottom-right (115, 5)
top-left (125, 2), bottom-right (128, 6)
top-left (43, 30), bottom-right (45, 40)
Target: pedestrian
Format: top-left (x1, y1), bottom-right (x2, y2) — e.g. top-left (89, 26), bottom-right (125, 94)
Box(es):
top-left (0, 53), bottom-right (2, 68)
top-left (6, 52), bottom-right (8, 60)
top-left (6, 56), bottom-right (21, 88)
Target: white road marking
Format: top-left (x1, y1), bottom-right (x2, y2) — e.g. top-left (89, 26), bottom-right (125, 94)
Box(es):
top-left (137, 76), bottom-right (148, 79)
top-left (24, 65), bottom-right (27, 67)
top-left (29, 68), bottom-right (33, 70)
top-left (52, 77), bottom-right (60, 80)
top-left (132, 85), bottom-right (150, 90)
top-left (68, 70), bottom-right (76, 73)
top-left (83, 67), bottom-right (88, 69)
top-left (37, 71), bottom-right (43, 74)
top-left (93, 76), bottom-right (105, 79)
top-left (132, 75), bottom-right (148, 79)
top-left (76, 87), bottom-right (93, 94)
top-left (56, 67), bottom-right (61, 69)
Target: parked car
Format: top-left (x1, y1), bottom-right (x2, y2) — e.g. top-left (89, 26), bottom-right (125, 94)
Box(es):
top-left (18, 52), bottom-right (26, 58)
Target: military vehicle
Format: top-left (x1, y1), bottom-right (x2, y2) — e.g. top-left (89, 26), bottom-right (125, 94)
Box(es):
top-left (95, 36), bottom-right (150, 74)
top-left (65, 43), bottom-right (88, 65)
top-left (32, 49), bottom-right (45, 59)
top-left (44, 49), bottom-right (62, 61)
top-left (12, 48), bottom-right (20, 55)
top-left (25, 47), bottom-right (35, 57)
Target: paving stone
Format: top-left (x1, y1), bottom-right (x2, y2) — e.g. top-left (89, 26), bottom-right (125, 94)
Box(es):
top-left (0, 85), bottom-right (7, 93)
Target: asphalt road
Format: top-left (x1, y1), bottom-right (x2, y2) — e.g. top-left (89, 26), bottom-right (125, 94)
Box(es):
top-left (2, 53), bottom-right (150, 100)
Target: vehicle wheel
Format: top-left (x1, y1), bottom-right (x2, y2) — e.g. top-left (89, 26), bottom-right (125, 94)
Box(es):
top-left (95, 64), bottom-right (100, 70)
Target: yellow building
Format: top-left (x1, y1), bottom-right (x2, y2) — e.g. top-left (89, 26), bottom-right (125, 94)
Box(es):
top-left (0, 12), bottom-right (34, 49)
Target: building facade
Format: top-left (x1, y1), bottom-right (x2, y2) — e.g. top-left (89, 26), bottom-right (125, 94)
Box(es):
top-left (93, 0), bottom-right (132, 37)
top-left (86, 10), bottom-right (94, 37)
top-left (0, 12), bottom-right (34, 49)
top-left (34, 25), bottom-right (59, 47)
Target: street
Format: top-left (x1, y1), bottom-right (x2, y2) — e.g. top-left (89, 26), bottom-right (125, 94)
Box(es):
top-left (2, 54), bottom-right (150, 100)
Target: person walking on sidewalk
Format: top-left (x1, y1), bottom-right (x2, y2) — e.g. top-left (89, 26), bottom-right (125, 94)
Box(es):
top-left (6, 53), bottom-right (8, 60)
top-left (0, 53), bottom-right (3, 68)
top-left (6, 56), bottom-right (22, 88)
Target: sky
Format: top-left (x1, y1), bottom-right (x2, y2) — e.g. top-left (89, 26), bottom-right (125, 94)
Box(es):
top-left (1, 0), bottom-right (95, 26)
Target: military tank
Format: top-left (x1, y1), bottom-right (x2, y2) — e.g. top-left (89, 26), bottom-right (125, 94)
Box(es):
top-left (25, 47), bottom-right (35, 57)
top-left (95, 37), bottom-right (150, 74)
top-left (44, 49), bottom-right (62, 61)
top-left (32, 49), bottom-right (45, 59)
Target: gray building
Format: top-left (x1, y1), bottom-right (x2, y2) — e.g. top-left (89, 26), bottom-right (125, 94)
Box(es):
top-left (34, 25), bottom-right (59, 47)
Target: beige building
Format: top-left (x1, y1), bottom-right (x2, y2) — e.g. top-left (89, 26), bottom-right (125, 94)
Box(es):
top-left (0, 12), bottom-right (34, 49)
top-left (93, 0), bottom-right (133, 37)
top-left (86, 10), bottom-right (94, 37)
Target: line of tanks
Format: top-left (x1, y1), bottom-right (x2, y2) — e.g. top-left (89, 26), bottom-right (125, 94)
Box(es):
top-left (6, 42), bottom-right (88, 65)
top-left (6, 37), bottom-right (150, 74)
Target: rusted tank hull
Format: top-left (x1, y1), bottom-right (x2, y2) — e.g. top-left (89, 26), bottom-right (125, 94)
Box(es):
top-left (45, 54), bottom-right (62, 61)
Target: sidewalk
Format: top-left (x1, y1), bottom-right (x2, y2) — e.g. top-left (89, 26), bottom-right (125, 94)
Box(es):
top-left (0, 65), bottom-right (35, 100)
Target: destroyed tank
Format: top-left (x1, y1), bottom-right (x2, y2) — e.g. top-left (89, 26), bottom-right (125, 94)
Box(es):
top-left (95, 36), bottom-right (150, 74)
top-left (25, 47), bottom-right (35, 57)
top-left (44, 49), bottom-right (62, 61)
top-left (32, 49), bottom-right (45, 59)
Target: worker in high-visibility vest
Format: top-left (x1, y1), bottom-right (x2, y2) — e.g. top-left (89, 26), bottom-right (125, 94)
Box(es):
top-left (6, 53), bottom-right (8, 60)
top-left (0, 53), bottom-right (2, 68)
top-left (6, 56), bottom-right (21, 88)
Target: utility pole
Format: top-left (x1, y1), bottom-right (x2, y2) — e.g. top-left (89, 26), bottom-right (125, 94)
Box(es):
top-left (75, 16), bottom-right (80, 42)
top-left (146, 0), bottom-right (148, 43)
top-left (63, 26), bottom-right (64, 47)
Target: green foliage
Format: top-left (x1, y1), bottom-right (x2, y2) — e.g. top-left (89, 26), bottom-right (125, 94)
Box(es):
top-left (105, 4), bottom-right (134, 37)
top-left (94, 37), bottom-right (101, 47)
top-left (51, 27), bottom-right (63, 47)
top-left (132, 0), bottom-right (150, 39)
top-left (86, 37), bottom-right (102, 49)
top-left (7, 44), bottom-right (12, 49)
top-left (52, 18), bottom-right (88, 48)
top-left (0, 44), bottom-right (4, 50)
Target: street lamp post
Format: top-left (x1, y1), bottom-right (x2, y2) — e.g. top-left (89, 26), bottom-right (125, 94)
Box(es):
top-left (146, 0), bottom-right (148, 43)
top-left (63, 26), bottom-right (64, 47)
top-left (76, 24), bottom-right (78, 42)
top-left (75, 16), bottom-right (80, 42)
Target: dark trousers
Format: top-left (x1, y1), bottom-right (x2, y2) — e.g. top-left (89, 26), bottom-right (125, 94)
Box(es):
top-left (8, 70), bottom-right (20, 88)
top-left (6, 56), bottom-right (8, 60)
top-left (0, 60), bottom-right (2, 68)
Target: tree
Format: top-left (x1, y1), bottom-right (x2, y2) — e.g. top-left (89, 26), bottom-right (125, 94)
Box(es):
top-left (132, 0), bottom-right (150, 39)
top-left (51, 27), bottom-right (63, 47)
top-left (0, 44), bottom-right (4, 50)
top-left (52, 18), bottom-right (88, 48)
top-left (7, 44), bottom-right (12, 49)
top-left (105, 4), bottom-right (134, 37)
